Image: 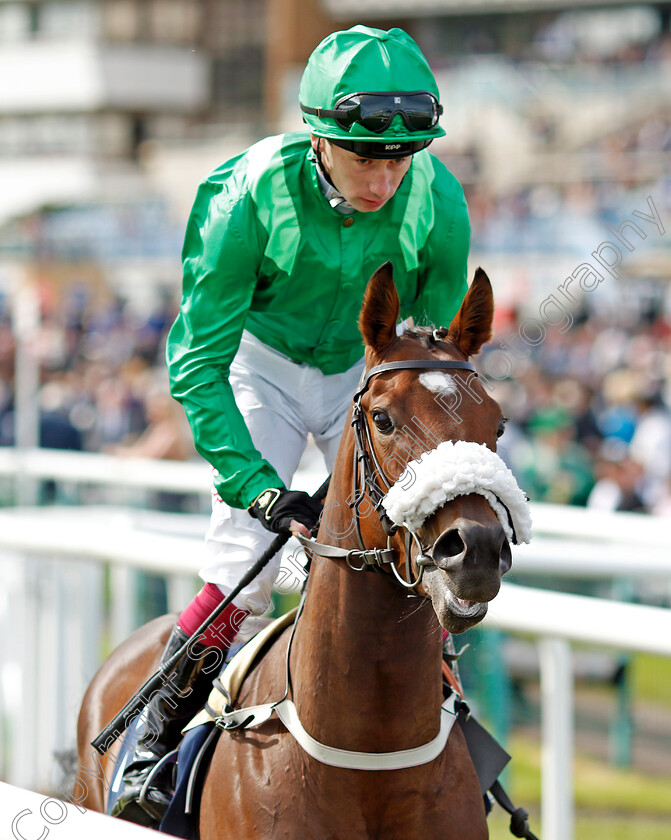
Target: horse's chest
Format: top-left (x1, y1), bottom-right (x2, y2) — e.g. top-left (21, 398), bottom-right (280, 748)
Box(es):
top-left (297, 763), bottom-right (482, 838)
top-left (204, 744), bottom-right (484, 840)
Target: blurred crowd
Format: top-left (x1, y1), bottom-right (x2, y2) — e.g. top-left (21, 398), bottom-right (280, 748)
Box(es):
top-left (1, 272), bottom-right (670, 519)
top-left (0, 286), bottom-right (194, 464)
top-left (447, 20), bottom-right (671, 253)
top-left (446, 15), bottom-right (671, 520)
top-left (485, 294), bottom-right (671, 517)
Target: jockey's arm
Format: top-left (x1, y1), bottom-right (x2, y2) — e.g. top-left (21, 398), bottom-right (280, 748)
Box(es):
top-left (166, 179), bottom-right (284, 510)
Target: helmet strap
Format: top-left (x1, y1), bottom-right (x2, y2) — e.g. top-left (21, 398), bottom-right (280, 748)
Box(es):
top-left (311, 137), bottom-right (336, 188)
top-left (312, 139), bottom-right (357, 214)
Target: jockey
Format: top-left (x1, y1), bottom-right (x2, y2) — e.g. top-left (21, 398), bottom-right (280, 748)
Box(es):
top-left (114, 24), bottom-right (470, 825)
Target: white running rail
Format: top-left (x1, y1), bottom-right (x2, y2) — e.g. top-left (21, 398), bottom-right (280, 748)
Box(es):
top-left (0, 780), bottom-right (157, 839)
top-left (0, 451), bottom-right (670, 840)
top-left (483, 589), bottom-right (671, 840)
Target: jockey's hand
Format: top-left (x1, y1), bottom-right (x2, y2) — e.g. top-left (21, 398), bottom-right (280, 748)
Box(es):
top-left (248, 488), bottom-right (322, 536)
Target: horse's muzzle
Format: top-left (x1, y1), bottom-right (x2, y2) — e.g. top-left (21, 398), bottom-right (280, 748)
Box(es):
top-left (430, 518), bottom-right (511, 601)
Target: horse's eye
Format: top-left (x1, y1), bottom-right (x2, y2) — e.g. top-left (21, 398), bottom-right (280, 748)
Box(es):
top-left (372, 409), bottom-right (394, 434)
top-left (497, 417), bottom-right (508, 439)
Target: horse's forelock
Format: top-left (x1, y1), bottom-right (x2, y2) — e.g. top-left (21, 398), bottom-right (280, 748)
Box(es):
top-left (402, 326), bottom-right (440, 349)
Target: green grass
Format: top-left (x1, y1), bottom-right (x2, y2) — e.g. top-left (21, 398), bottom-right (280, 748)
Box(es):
top-left (506, 736), bottom-right (671, 816)
top-left (485, 734), bottom-right (671, 839)
top-left (632, 655), bottom-right (671, 709)
top-left (488, 813), bottom-right (671, 840)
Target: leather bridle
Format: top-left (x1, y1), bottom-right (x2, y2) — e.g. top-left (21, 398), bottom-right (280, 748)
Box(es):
top-left (298, 356), bottom-right (477, 591)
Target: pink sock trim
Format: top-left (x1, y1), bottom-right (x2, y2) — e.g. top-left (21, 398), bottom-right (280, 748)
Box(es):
top-left (177, 583), bottom-right (248, 649)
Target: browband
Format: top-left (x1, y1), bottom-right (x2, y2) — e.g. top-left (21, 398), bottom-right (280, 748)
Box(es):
top-left (354, 360), bottom-right (477, 401)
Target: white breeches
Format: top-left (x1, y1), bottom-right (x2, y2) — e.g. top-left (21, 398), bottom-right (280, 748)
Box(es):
top-left (200, 331), bottom-right (364, 615)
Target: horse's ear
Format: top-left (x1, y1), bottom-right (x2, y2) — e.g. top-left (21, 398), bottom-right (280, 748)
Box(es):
top-left (359, 261), bottom-right (400, 357)
top-left (447, 267), bottom-right (494, 357)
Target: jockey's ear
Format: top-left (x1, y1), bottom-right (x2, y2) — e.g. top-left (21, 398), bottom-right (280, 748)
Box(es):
top-left (359, 261), bottom-right (400, 358)
top-left (447, 267), bottom-right (494, 358)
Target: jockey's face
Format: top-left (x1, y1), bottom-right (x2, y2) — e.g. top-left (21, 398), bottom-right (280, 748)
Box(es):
top-left (313, 137), bottom-right (412, 213)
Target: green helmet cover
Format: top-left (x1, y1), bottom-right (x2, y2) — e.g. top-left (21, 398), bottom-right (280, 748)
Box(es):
top-left (299, 25), bottom-right (445, 145)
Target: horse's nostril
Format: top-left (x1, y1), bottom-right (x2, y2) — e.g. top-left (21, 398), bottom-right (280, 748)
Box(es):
top-left (432, 529), bottom-right (466, 570)
top-left (499, 540), bottom-right (512, 576)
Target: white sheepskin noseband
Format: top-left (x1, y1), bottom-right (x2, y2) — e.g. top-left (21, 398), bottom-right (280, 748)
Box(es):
top-left (381, 440), bottom-right (532, 545)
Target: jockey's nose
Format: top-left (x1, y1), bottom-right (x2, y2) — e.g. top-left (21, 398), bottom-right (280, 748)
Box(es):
top-left (369, 169), bottom-right (392, 198)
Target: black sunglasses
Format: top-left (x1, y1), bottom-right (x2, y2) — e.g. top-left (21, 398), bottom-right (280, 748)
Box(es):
top-left (301, 91), bottom-right (442, 134)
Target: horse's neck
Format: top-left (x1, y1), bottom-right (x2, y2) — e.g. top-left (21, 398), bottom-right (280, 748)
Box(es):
top-left (290, 544), bottom-right (444, 752)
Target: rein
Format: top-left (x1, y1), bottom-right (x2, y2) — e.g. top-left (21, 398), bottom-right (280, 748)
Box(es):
top-left (300, 357), bottom-right (478, 592)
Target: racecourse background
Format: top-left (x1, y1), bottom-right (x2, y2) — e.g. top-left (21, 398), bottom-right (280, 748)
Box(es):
top-left (1, 7), bottom-right (670, 517)
top-left (1, 264), bottom-right (669, 519)
top-left (0, 4), bottom-right (670, 839)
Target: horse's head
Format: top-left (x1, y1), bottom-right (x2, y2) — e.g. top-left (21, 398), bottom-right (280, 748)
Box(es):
top-left (347, 261), bottom-right (531, 633)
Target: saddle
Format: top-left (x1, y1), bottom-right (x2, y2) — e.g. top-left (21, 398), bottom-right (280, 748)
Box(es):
top-left (186, 606), bottom-right (298, 732)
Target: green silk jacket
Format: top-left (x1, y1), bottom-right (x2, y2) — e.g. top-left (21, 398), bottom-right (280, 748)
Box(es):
top-left (166, 131), bottom-right (470, 509)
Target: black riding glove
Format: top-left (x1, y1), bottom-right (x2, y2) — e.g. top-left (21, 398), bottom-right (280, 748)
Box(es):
top-left (248, 487), bottom-right (323, 534)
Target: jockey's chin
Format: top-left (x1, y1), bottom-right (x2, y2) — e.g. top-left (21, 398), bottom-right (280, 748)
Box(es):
top-left (351, 196), bottom-right (391, 212)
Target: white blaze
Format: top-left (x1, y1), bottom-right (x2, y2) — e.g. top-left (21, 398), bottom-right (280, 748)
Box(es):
top-left (419, 371), bottom-right (458, 396)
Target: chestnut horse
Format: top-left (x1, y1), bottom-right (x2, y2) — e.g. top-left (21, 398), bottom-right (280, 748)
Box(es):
top-left (76, 263), bottom-right (527, 839)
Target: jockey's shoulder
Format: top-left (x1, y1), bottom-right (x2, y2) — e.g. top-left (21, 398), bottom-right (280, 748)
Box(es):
top-left (204, 132), bottom-right (311, 192)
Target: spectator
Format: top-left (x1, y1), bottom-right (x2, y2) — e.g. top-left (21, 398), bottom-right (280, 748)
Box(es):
top-left (587, 438), bottom-right (646, 512)
top-left (515, 406), bottom-right (594, 506)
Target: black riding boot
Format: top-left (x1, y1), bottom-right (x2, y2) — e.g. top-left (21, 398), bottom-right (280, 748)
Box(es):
top-left (111, 625), bottom-right (214, 826)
